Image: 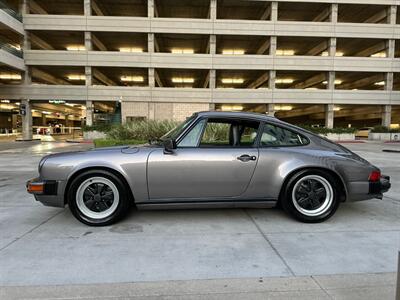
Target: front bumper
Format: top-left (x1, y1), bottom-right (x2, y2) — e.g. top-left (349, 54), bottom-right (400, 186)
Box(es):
top-left (27, 178), bottom-right (65, 207)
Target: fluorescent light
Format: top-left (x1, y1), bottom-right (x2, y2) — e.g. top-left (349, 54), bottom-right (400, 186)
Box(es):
top-left (42, 111), bottom-right (51, 115)
top-left (276, 49), bottom-right (295, 56)
top-left (172, 77), bottom-right (194, 83)
top-left (374, 81), bottom-right (385, 86)
top-left (171, 48), bottom-right (194, 54)
top-left (49, 100), bottom-right (66, 104)
top-left (321, 51), bottom-right (344, 56)
top-left (1, 100), bottom-right (10, 103)
top-left (221, 78), bottom-right (244, 84)
top-left (0, 74), bottom-right (21, 80)
top-left (322, 80), bottom-right (342, 85)
top-left (121, 76), bottom-right (144, 82)
top-left (67, 75), bottom-right (86, 81)
top-left (333, 106), bottom-right (341, 111)
top-left (222, 49), bottom-right (245, 55)
top-left (221, 105), bottom-right (243, 111)
top-left (65, 103), bottom-right (76, 107)
top-left (371, 52), bottom-right (386, 58)
top-left (275, 78), bottom-right (294, 84)
top-left (274, 105), bottom-right (293, 111)
top-left (119, 47), bottom-right (143, 53)
top-left (10, 44), bottom-right (21, 51)
top-left (66, 45), bottom-right (86, 51)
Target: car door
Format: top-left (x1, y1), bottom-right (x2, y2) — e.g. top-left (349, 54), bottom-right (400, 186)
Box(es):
top-left (147, 117), bottom-right (260, 200)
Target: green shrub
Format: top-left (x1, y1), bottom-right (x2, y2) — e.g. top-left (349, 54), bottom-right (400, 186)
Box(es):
top-left (299, 125), bottom-right (357, 134)
top-left (94, 139), bottom-right (146, 148)
top-left (82, 123), bottom-right (113, 133)
top-left (106, 120), bottom-right (179, 141)
top-left (371, 125), bottom-right (400, 133)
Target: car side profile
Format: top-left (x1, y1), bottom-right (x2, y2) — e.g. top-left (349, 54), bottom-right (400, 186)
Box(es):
top-left (27, 111), bottom-right (390, 226)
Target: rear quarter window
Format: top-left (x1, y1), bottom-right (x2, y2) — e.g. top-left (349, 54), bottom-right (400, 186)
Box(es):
top-left (260, 123), bottom-right (308, 147)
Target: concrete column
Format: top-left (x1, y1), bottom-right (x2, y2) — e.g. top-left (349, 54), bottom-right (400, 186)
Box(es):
top-left (271, 2), bottom-right (278, 21)
top-left (328, 37), bottom-right (336, 56)
top-left (386, 39), bottom-right (395, 59)
top-left (86, 100), bottom-right (93, 126)
top-left (387, 5), bottom-right (397, 24)
top-left (325, 104), bottom-right (334, 129)
top-left (210, 0), bottom-right (217, 20)
top-left (269, 70), bottom-right (276, 90)
top-left (267, 103), bottom-right (275, 116)
top-left (330, 3), bottom-right (338, 23)
top-left (148, 0), bottom-right (154, 18)
top-left (209, 69), bottom-right (216, 89)
top-left (148, 103), bottom-right (155, 120)
top-left (85, 66), bottom-right (92, 86)
top-left (209, 35), bottom-right (216, 54)
top-left (148, 33), bottom-right (154, 53)
top-left (382, 105), bottom-right (391, 127)
top-left (84, 31), bottom-right (92, 51)
top-left (148, 68), bottom-right (155, 87)
top-left (385, 72), bottom-right (393, 91)
top-left (21, 99), bottom-right (33, 140)
top-left (209, 103), bottom-right (216, 111)
top-left (41, 114), bottom-right (47, 126)
top-left (84, 0), bottom-right (91, 16)
top-left (22, 32), bottom-right (31, 85)
top-left (269, 36), bottom-right (277, 55)
top-left (328, 71), bottom-right (335, 90)
top-left (20, 0), bottom-right (29, 14)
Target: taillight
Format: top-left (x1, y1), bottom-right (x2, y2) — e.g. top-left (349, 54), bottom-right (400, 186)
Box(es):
top-left (369, 170), bottom-right (381, 182)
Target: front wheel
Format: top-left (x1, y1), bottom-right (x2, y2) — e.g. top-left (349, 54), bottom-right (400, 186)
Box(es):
top-left (67, 170), bottom-right (130, 226)
top-left (280, 170), bottom-right (340, 223)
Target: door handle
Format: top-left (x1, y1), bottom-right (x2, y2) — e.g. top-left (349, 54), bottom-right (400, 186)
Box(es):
top-left (237, 154), bottom-right (257, 162)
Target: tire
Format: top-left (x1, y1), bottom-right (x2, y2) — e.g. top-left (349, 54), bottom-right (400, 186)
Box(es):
top-left (67, 170), bottom-right (131, 226)
top-left (280, 169), bottom-right (340, 223)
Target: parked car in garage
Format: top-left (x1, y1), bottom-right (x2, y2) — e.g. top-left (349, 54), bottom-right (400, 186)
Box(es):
top-left (27, 111), bottom-right (390, 226)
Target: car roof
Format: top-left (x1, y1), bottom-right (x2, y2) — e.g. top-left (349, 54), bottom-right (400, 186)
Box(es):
top-left (195, 111), bottom-right (277, 122)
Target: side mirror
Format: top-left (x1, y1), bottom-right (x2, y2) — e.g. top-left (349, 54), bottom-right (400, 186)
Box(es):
top-left (163, 138), bottom-right (176, 154)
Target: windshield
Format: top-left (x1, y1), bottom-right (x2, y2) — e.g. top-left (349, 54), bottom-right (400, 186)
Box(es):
top-left (161, 115), bottom-right (196, 141)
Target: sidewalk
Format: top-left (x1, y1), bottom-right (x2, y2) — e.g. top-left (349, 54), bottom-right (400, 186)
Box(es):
top-left (1, 272), bottom-right (396, 300)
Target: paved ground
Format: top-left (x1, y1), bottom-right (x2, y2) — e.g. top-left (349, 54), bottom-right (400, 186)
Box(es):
top-left (0, 141), bottom-right (399, 299)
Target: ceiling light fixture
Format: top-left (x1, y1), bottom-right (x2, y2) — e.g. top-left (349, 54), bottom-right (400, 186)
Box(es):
top-left (66, 45), bottom-right (86, 51)
top-left (120, 76), bottom-right (144, 82)
top-left (321, 51), bottom-right (344, 57)
top-left (222, 49), bottom-right (245, 55)
top-left (172, 77), bottom-right (195, 83)
top-left (119, 47), bottom-right (143, 53)
top-left (275, 78), bottom-right (294, 84)
top-left (1, 100), bottom-right (10, 103)
top-left (0, 74), bottom-right (21, 80)
top-left (67, 75), bottom-right (86, 81)
top-left (322, 80), bottom-right (342, 85)
top-left (221, 105), bottom-right (243, 111)
top-left (171, 48), bottom-right (194, 54)
top-left (276, 49), bottom-right (295, 56)
top-left (274, 105), bottom-right (293, 111)
top-left (374, 81), bottom-right (385, 86)
top-left (221, 78), bottom-right (244, 84)
top-left (370, 52), bottom-right (386, 58)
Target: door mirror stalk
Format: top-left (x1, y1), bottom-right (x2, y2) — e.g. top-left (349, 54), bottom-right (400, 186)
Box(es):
top-left (163, 138), bottom-right (176, 154)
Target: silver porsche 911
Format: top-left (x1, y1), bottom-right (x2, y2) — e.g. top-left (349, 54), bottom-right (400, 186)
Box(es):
top-left (27, 111), bottom-right (390, 226)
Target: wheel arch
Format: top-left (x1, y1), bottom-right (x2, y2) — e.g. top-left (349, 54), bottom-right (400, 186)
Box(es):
top-left (64, 166), bottom-right (135, 205)
top-left (279, 166), bottom-right (347, 203)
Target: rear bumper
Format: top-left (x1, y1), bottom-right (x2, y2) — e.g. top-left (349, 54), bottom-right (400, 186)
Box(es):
top-left (27, 178), bottom-right (65, 208)
top-left (346, 175), bottom-right (391, 202)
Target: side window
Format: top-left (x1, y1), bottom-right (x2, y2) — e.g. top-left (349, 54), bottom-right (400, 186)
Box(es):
top-left (260, 123), bottom-right (308, 147)
top-left (178, 119), bottom-right (206, 147)
top-left (200, 119), bottom-right (259, 147)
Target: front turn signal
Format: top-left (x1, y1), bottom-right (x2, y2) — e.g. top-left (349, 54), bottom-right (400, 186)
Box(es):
top-left (27, 182), bottom-right (44, 194)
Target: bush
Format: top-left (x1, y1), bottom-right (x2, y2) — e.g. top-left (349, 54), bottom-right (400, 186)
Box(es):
top-left (94, 139), bottom-right (146, 148)
top-left (371, 125), bottom-right (400, 133)
top-left (299, 125), bottom-right (357, 134)
top-left (82, 123), bottom-right (113, 133)
top-left (106, 120), bottom-right (179, 141)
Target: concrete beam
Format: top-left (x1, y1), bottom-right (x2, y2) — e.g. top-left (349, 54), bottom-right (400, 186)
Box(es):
top-left (29, 0), bottom-right (47, 14)
top-left (313, 7), bottom-right (331, 22)
top-left (355, 42), bottom-right (386, 57)
top-left (256, 39), bottom-right (270, 55)
top-left (339, 74), bottom-right (383, 90)
top-left (305, 41), bottom-right (328, 56)
top-left (31, 67), bottom-right (69, 85)
top-left (154, 70), bottom-right (163, 87)
top-left (93, 68), bottom-right (116, 86)
top-left (203, 71), bottom-right (210, 88)
top-left (30, 33), bottom-right (54, 50)
top-left (92, 34), bottom-right (107, 51)
top-left (260, 4), bottom-right (271, 20)
top-left (247, 73), bottom-right (269, 89)
top-left (293, 73), bottom-right (325, 89)
top-left (364, 9), bottom-right (387, 23)
top-left (92, 0), bottom-right (105, 16)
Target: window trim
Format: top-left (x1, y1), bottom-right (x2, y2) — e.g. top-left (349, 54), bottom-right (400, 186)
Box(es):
top-left (176, 116), bottom-right (262, 149)
top-left (258, 121), bottom-right (310, 148)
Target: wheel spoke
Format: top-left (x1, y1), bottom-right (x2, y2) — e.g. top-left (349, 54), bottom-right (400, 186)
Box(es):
top-left (84, 198), bottom-right (96, 210)
top-left (315, 187), bottom-right (326, 199)
top-left (309, 180), bottom-right (318, 191)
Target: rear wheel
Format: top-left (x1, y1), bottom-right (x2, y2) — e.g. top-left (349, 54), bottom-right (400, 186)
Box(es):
top-left (280, 169), bottom-right (340, 223)
top-left (68, 170), bottom-right (130, 226)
